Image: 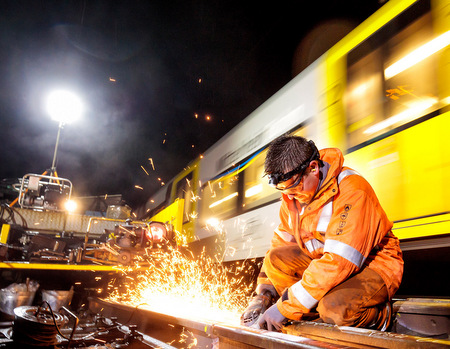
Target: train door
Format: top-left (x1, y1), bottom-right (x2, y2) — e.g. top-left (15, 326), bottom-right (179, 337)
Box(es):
top-left (171, 165), bottom-right (199, 244)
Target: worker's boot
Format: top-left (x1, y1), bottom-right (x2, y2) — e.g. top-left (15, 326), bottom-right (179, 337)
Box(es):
top-left (368, 301), bottom-right (392, 331)
top-left (240, 286), bottom-right (277, 327)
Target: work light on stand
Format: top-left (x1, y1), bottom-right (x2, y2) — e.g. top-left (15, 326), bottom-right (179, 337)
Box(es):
top-left (45, 90), bottom-right (83, 175)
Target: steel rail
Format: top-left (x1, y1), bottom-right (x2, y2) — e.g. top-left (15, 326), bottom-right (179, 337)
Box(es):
top-left (88, 297), bottom-right (450, 349)
top-left (87, 297), bottom-right (365, 349)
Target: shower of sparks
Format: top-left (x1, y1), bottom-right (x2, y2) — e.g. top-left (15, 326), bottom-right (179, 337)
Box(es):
top-left (106, 244), bottom-right (254, 326)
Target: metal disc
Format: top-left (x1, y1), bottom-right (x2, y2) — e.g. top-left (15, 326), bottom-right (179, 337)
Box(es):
top-left (14, 305), bottom-right (67, 326)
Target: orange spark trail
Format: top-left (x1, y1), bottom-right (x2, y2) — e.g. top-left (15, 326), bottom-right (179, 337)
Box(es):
top-left (107, 244), bottom-right (253, 325)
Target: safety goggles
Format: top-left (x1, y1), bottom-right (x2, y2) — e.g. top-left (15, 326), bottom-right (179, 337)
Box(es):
top-left (266, 140), bottom-right (320, 190)
top-left (267, 163), bottom-right (308, 190)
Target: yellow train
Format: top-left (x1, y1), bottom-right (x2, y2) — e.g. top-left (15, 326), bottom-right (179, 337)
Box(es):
top-left (142, 0), bottom-right (450, 285)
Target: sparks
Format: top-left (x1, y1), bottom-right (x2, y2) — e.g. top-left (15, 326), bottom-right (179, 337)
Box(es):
top-left (190, 192), bottom-right (200, 202)
top-left (106, 245), bottom-right (253, 325)
top-left (148, 158), bottom-right (155, 171)
top-left (135, 185), bottom-right (143, 190)
top-left (141, 165), bottom-right (149, 176)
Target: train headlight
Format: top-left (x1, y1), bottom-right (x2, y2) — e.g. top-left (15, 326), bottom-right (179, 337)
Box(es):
top-left (146, 222), bottom-right (168, 243)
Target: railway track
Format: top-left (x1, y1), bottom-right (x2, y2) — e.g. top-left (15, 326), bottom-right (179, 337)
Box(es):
top-left (89, 297), bottom-right (450, 349)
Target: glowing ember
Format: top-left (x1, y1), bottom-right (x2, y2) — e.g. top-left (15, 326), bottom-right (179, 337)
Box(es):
top-left (107, 244), bottom-right (254, 325)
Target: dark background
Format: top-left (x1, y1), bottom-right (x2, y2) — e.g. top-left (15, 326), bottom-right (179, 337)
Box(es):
top-left (0, 0), bottom-right (382, 209)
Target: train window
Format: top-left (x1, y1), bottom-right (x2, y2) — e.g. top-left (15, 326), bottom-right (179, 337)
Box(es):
top-left (201, 174), bottom-right (239, 223)
top-left (242, 149), bottom-right (280, 211)
top-left (175, 172), bottom-right (194, 223)
top-left (346, 11), bottom-right (442, 148)
top-left (241, 127), bottom-right (308, 211)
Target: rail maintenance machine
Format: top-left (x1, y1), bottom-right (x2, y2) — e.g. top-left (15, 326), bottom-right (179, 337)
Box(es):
top-left (0, 172), bottom-right (178, 348)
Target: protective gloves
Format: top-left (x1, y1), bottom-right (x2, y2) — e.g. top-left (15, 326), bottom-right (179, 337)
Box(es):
top-left (240, 289), bottom-right (275, 327)
top-left (257, 303), bottom-right (288, 331)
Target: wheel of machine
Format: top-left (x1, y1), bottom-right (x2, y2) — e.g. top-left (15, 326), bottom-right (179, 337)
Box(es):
top-left (118, 251), bottom-right (132, 265)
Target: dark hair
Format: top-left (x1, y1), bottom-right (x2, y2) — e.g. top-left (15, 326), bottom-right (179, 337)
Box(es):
top-left (264, 135), bottom-right (321, 176)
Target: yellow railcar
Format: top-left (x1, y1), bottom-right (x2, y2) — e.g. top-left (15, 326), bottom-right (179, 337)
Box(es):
top-left (143, 0), bottom-right (450, 294)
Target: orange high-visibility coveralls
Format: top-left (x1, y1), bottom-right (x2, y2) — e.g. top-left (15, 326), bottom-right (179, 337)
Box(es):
top-left (258, 148), bottom-right (404, 323)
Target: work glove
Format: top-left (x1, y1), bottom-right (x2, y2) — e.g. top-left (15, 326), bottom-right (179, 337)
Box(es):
top-left (240, 287), bottom-right (276, 327)
top-left (257, 303), bottom-right (288, 331)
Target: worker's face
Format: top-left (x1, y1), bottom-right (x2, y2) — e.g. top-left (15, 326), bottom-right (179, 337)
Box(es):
top-left (277, 161), bottom-right (320, 204)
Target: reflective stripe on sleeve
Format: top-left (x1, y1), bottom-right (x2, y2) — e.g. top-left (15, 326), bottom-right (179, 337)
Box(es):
top-left (324, 239), bottom-right (366, 268)
top-left (291, 281), bottom-right (319, 310)
top-left (305, 239), bottom-right (324, 253)
top-left (275, 228), bottom-right (296, 242)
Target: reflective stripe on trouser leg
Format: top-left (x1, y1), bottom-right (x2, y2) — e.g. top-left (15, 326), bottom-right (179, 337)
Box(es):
top-left (262, 245), bottom-right (312, 296)
top-left (316, 267), bottom-right (389, 327)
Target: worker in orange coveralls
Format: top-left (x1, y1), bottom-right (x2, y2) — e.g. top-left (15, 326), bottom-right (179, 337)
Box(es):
top-left (240, 135), bottom-right (403, 332)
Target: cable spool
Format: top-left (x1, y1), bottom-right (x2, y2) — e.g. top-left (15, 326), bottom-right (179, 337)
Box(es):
top-left (12, 305), bottom-right (67, 346)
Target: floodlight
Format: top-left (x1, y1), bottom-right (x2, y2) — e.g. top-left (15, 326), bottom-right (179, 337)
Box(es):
top-left (45, 90), bottom-right (84, 172)
top-left (46, 90), bottom-right (83, 124)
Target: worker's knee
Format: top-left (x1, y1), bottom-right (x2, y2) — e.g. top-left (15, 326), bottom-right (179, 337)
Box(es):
top-left (264, 245), bottom-right (310, 280)
top-left (317, 295), bottom-right (349, 326)
top-left (317, 295), bottom-right (383, 328)
top-left (263, 248), bottom-right (284, 279)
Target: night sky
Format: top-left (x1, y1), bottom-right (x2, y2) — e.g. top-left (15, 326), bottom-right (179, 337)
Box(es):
top-left (0, 0), bottom-right (382, 210)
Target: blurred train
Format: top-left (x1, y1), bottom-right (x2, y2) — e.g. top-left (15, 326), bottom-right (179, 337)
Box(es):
top-left (141, 0), bottom-right (450, 295)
